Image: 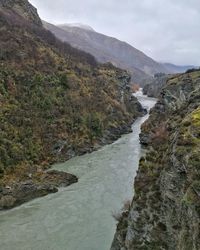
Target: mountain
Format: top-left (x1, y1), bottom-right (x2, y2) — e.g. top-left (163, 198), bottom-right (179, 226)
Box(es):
top-left (111, 69), bottom-right (200, 249)
top-left (43, 21), bottom-right (169, 85)
top-left (60, 23), bottom-right (95, 31)
top-left (162, 63), bottom-right (198, 73)
top-left (0, 0), bottom-right (143, 209)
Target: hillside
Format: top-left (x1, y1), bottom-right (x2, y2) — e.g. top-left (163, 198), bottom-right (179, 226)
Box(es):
top-left (162, 63), bottom-right (197, 74)
top-left (111, 69), bottom-right (200, 249)
top-left (0, 0), bottom-right (42, 25)
top-left (43, 22), bottom-right (169, 85)
top-left (0, 0), bottom-right (143, 209)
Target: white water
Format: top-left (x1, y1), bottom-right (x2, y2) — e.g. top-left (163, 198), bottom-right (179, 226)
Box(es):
top-left (0, 91), bottom-right (156, 250)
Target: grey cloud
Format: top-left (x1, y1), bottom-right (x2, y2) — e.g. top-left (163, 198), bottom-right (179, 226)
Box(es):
top-left (29, 0), bottom-right (200, 65)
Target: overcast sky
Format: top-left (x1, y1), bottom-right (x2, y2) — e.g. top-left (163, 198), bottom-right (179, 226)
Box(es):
top-left (29, 0), bottom-right (200, 66)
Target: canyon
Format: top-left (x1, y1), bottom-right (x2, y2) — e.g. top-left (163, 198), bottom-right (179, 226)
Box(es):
top-left (0, 1), bottom-right (199, 250)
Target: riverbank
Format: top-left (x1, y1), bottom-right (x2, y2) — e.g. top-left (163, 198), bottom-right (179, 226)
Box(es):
top-left (0, 98), bottom-right (145, 211)
top-left (0, 0), bottom-right (146, 212)
top-left (0, 92), bottom-right (156, 250)
top-left (0, 168), bottom-right (78, 210)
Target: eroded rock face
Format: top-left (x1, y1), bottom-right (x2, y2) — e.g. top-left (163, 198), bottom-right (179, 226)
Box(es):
top-left (0, 0), bottom-right (42, 26)
top-left (0, 170), bottom-right (78, 210)
top-left (143, 73), bottom-right (169, 98)
top-left (111, 70), bottom-right (200, 250)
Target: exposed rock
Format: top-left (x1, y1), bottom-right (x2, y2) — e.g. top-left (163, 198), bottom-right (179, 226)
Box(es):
top-left (0, 195), bottom-right (16, 209)
top-left (143, 73), bottom-right (169, 98)
top-left (0, 170), bottom-right (78, 210)
top-left (111, 70), bottom-right (200, 249)
top-left (0, 0), bottom-right (42, 26)
top-left (42, 170), bottom-right (78, 187)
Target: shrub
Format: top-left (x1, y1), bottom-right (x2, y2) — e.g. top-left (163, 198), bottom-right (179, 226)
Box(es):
top-left (152, 123), bottom-right (168, 144)
top-left (185, 68), bottom-right (200, 74)
top-left (86, 112), bottom-right (103, 138)
top-left (59, 73), bottom-right (69, 89)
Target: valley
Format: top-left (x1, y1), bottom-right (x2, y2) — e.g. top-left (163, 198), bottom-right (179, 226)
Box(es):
top-left (0, 91), bottom-right (156, 250)
top-left (0, 1), bottom-right (199, 249)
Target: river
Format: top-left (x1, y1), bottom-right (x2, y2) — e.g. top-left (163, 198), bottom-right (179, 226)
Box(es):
top-left (0, 90), bottom-right (156, 250)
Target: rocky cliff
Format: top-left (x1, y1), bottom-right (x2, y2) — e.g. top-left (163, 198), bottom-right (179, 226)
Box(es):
top-left (0, 0), bottom-right (144, 209)
top-left (143, 73), bottom-right (169, 98)
top-left (0, 0), bottom-right (42, 25)
top-left (111, 69), bottom-right (200, 249)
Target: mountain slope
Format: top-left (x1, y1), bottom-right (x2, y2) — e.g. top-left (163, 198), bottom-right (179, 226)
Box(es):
top-left (0, 0), bottom-right (42, 25)
top-left (111, 69), bottom-right (200, 249)
top-left (63, 22), bottom-right (95, 31)
top-left (0, 0), bottom-right (143, 209)
top-left (43, 21), bottom-right (169, 85)
top-left (162, 63), bottom-right (197, 73)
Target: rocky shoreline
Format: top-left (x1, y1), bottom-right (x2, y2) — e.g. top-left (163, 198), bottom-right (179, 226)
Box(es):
top-left (0, 0), bottom-right (146, 211)
top-left (0, 106), bottom-right (145, 211)
top-left (68, 118), bottom-right (142, 157)
top-left (0, 169), bottom-right (78, 210)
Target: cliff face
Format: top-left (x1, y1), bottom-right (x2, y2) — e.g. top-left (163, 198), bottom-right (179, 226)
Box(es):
top-left (111, 70), bottom-right (200, 249)
top-left (143, 73), bottom-right (169, 98)
top-left (0, 0), bottom-right (42, 26)
top-left (0, 0), bottom-right (143, 209)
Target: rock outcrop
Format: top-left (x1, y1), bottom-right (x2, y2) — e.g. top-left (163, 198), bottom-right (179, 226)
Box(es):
top-left (0, 169), bottom-right (78, 210)
top-left (0, 0), bottom-right (42, 26)
top-left (111, 69), bottom-right (200, 249)
top-left (143, 73), bottom-right (169, 98)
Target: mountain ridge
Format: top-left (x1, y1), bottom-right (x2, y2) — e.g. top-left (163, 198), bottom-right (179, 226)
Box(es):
top-left (44, 21), bottom-right (169, 85)
top-left (59, 23), bottom-right (95, 31)
top-left (45, 22), bottom-right (199, 86)
top-left (162, 62), bottom-right (198, 73)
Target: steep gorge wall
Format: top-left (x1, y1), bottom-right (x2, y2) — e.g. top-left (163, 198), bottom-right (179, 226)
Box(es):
top-left (0, 0), bottom-right (42, 25)
top-left (111, 70), bottom-right (200, 249)
top-left (142, 73), bottom-right (169, 98)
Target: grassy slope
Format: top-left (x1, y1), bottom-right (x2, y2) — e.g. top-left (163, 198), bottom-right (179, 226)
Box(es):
top-left (0, 4), bottom-right (141, 181)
